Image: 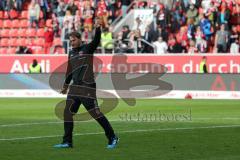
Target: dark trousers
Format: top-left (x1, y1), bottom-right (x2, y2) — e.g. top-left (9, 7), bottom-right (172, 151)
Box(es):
top-left (63, 92), bottom-right (115, 144)
top-left (217, 44), bottom-right (227, 53)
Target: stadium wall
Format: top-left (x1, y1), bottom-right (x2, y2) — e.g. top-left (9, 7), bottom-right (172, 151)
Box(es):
top-left (0, 55), bottom-right (239, 99)
top-left (0, 54), bottom-right (240, 73)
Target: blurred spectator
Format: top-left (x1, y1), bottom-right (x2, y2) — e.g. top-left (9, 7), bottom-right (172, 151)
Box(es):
top-left (16, 46), bottom-right (32, 54)
top-left (50, 0), bottom-right (59, 14)
top-left (153, 36), bottom-right (168, 54)
top-left (142, 26), bottom-right (154, 53)
top-left (67, 0), bottom-right (78, 15)
top-left (176, 26), bottom-right (188, 46)
top-left (186, 4), bottom-right (198, 25)
top-left (153, 26), bottom-right (168, 42)
top-left (97, 0), bottom-right (109, 28)
top-left (217, 2), bottom-right (231, 29)
top-left (196, 36), bottom-right (208, 53)
top-left (169, 37), bottom-right (186, 53)
top-left (63, 9), bottom-right (74, 29)
top-left (5, 0), bottom-right (15, 19)
top-left (126, 30), bottom-right (135, 53)
top-left (52, 13), bottom-right (60, 37)
top-left (121, 0), bottom-right (131, 17)
top-left (121, 25), bottom-right (130, 45)
top-left (74, 20), bottom-right (82, 34)
top-left (82, 3), bottom-right (94, 31)
top-left (44, 27), bottom-right (54, 54)
top-left (61, 20), bottom-right (72, 54)
top-left (0, 0), bottom-right (6, 11)
top-left (29, 59), bottom-right (42, 73)
top-left (199, 56), bottom-right (208, 73)
top-left (169, 15), bottom-right (181, 34)
top-left (156, 7), bottom-right (166, 28)
top-left (16, 0), bottom-right (23, 14)
top-left (57, 0), bottom-right (67, 28)
top-left (107, 0), bottom-right (117, 22)
top-left (101, 27), bottom-right (114, 53)
top-left (214, 24), bottom-right (230, 53)
top-left (229, 25), bottom-right (239, 45)
top-left (187, 18), bottom-right (195, 40)
top-left (181, 0), bottom-right (190, 11)
top-left (199, 14), bottom-right (213, 40)
top-left (28, 0), bottom-right (40, 29)
top-left (82, 26), bottom-right (93, 44)
top-left (195, 26), bottom-right (204, 41)
top-left (132, 29), bottom-right (143, 53)
top-left (188, 39), bottom-right (198, 54)
top-left (38, 0), bottom-right (50, 22)
top-left (133, 17), bottom-right (145, 36)
top-left (230, 39), bottom-right (239, 54)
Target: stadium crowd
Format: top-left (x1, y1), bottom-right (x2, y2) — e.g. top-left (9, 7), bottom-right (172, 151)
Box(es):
top-left (0, 0), bottom-right (240, 54)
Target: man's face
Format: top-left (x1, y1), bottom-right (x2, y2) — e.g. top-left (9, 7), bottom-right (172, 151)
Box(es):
top-left (221, 25), bottom-right (225, 31)
top-left (158, 37), bottom-right (163, 42)
top-left (70, 36), bottom-right (81, 48)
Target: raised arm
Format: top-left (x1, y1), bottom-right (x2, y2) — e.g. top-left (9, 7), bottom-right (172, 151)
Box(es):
top-left (87, 18), bottom-right (102, 53)
top-left (88, 27), bottom-right (101, 52)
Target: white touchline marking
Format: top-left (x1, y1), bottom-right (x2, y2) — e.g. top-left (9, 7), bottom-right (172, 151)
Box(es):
top-left (1, 118), bottom-right (240, 127)
top-left (0, 120), bottom-right (122, 127)
top-left (1, 125), bottom-right (240, 141)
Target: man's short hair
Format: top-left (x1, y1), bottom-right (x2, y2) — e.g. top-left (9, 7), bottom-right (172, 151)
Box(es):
top-left (69, 31), bottom-right (81, 39)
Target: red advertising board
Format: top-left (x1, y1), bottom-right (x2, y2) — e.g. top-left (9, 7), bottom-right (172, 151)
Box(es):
top-left (0, 55), bottom-right (239, 73)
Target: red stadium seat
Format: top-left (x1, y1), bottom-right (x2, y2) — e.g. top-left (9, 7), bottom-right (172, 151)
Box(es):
top-left (2, 11), bottom-right (8, 19)
top-left (0, 11), bottom-right (3, 19)
top-left (3, 20), bottom-right (11, 28)
top-left (9, 10), bottom-right (18, 19)
top-left (11, 19), bottom-right (20, 28)
top-left (1, 29), bottom-right (10, 37)
top-left (37, 28), bottom-right (45, 37)
top-left (26, 28), bottom-right (37, 37)
top-left (34, 38), bottom-right (45, 46)
top-left (0, 20), bottom-right (3, 28)
top-left (33, 47), bottom-right (44, 54)
top-left (7, 47), bottom-right (16, 54)
top-left (0, 48), bottom-right (8, 54)
top-left (53, 38), bottom-right (62, 46)
top-left (17, 28), bottom-right (27, 37)
top-left (9, 29), bottom-right (19, 37)
top-left (25, 38), bottom-right (33, 46)
top-left (20, 19), bottom-right (29, 28)
top-left (16, 38), bottom-right (27, 46)
top-left (21, 11), bottom-right (28, 19)
top-left (0, 38), bottom-right (9, 47)
top-left (9, 38), bottom-right (18, 47)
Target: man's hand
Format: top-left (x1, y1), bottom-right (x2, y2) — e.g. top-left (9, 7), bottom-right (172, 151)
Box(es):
top-left (60, 84), bottom-right (68, 94)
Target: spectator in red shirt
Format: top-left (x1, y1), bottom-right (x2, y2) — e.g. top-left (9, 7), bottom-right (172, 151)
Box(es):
top-left (82, 3), bottom-right (94, 31)
top-left (44, 27), bottom-right (54, 54)
top-left (97, 0), bottom-right (109, 28)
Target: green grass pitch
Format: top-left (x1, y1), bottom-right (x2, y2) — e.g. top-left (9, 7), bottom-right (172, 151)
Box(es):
top-left (0, 98), bottom-right (240, 160)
